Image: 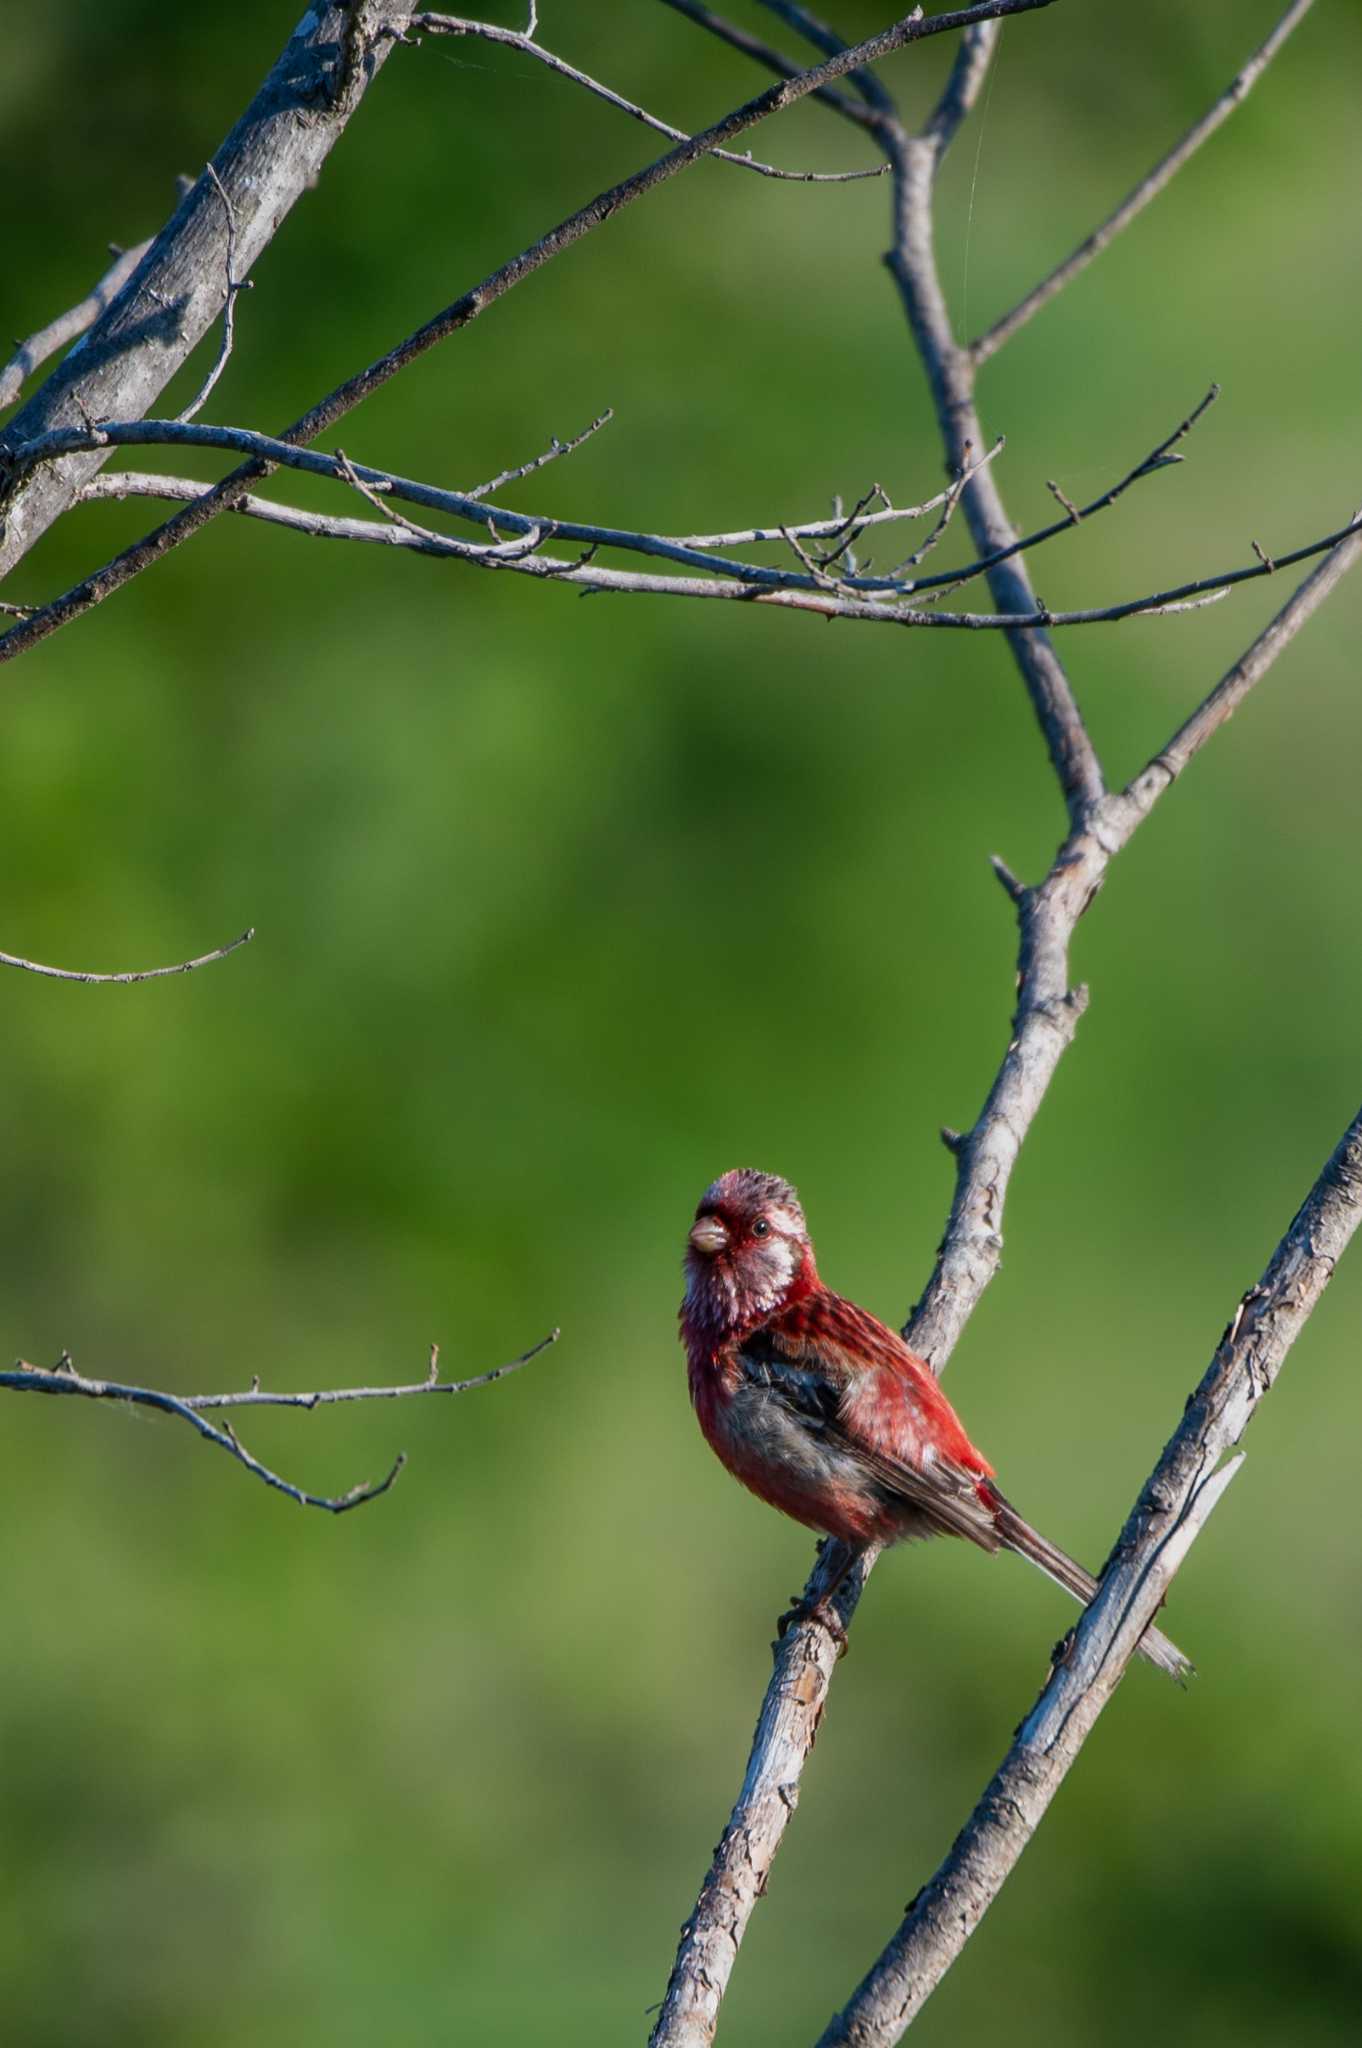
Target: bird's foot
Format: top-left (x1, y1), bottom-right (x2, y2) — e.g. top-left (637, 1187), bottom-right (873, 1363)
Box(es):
top-left (776, 1592), bottom-right (849, 1658)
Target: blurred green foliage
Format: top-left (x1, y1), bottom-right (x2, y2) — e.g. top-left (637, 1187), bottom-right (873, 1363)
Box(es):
top-left (1, 4), bottom-right (1360, 2043)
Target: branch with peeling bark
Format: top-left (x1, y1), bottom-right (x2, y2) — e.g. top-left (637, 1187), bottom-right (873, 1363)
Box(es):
top-left (0, 1333), bottom-right (557, 1514)
top-left (647, 5), bottom-right (1350, 2041)
top-left (819, 1098), bottom-right (1362, 2046)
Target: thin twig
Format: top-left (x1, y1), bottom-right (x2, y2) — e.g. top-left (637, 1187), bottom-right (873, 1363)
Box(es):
top-left (1116, 518), bottom-right (1362, 825)
top-left (0, 237), bottom-right (153, 412)
top-left (3, 1359), bottom-right (403, 1514)
top-left (972, 0), bottom-right (1318, 363)
top-left (0, 1331), bottom-right (558, 1513)
top-left (0, 927), bottom-right (254, 984)
top-left (409, 11), bottom-right (886, 181)
top-left (819, 1098), bottom-right (1362, 2045)
top-left (180, 1329), bottom-right (560, 1409)
top-left (756, 0), bottom-right (900, 116)
top-left (176, 164), bottom-right (250, 423)
top-left (657, 0), bottom-right (876, 133)
top-left (903, 385), bottom-right (1219, 598)
top-left (462, 408), bottom-right (614, 501)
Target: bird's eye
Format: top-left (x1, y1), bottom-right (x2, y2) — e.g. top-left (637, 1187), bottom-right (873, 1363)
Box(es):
top-left (751, 1219), bottom-right (770, 1238)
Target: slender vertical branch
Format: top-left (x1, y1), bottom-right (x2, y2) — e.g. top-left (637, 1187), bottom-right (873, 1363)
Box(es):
top-left (881, 25), bottom-right (1105, 826)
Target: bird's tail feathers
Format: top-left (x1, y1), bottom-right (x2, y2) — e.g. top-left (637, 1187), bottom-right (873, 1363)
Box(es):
top-left (988, 1491), bottom-right (1192, 1685)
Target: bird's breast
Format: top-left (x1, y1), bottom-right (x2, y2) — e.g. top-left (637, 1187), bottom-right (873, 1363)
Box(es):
top-left (690, 1363), bottom-right (886, 1546)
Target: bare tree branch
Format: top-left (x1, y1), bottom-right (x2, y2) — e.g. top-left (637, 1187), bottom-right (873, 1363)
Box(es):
top-left (0, 2), bottom-right (404, 581)
top-left (646, 6), bottom-right (1359, 2014)
top-left (880, 23), bottom-right (1104, 822)
top-left (41, 412), bottom-right (1358, 625)
top-left (972, 0), bottom-right (1318, 363)
top-left (0, 1), bottom-right (1055, 667)
top-left (78, 447), bottom-right (978, 554)
top-left (1113, 518), bottom-right (1362, 827)
top-left (0, 927), bottom-right (253, 984)
top-left (818, 1096), bottom-right (1362, 2046)
top-left (0, 1331), bottom-right (558, 1513)
top-left (658, 0), bottom-right (877, 133)
top-left (177, 1331), bottom-right (559, 1410)
top-left (756, 0), bottom-right (898, 116)
top-left (0, 236), bottom-right (154, 412)
top-left (410, 11), bottom-right (886, 180)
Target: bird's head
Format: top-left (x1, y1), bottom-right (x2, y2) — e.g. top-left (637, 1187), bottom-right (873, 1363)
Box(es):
top-left (681, 1167), bottom-right (816, 1341)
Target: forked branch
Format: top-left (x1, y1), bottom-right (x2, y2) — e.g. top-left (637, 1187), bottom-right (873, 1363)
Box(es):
top-left (647, 10), bottom-right (1358, 2037)
top-left (0, 1333), bottom-right (558, 1513)
top-left (0, 0), bottom-right (1054, 667)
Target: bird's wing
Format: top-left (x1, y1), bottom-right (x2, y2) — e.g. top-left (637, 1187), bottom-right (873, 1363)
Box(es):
top-left (737, 1308), bottom-right (1002, 1552)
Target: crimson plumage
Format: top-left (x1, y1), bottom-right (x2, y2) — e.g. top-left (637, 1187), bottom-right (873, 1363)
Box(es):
top-left (680, 1167), bottom-right (1188, 1681)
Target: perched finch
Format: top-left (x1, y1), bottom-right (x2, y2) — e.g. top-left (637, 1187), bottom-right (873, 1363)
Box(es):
top-left (680, 1168), bottom-right (1188, 1681)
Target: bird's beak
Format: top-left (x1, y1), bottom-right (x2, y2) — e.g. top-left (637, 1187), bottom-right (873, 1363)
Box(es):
top-left (688, 1216), bottom-right (729, 1257)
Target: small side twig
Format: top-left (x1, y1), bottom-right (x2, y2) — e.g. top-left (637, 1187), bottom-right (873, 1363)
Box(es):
top-left (657, 0), bottom-right (876, 134)
top-left (0, 927), bottom-right (254, 985)
top-left (463, 408), bottom-right (614, 501)
top-left (177, 164), bottom-right (250, 424)
top-left (409, 10), bottom-right (887, 182)
top-left (0, 237), bottom-right (153, 413)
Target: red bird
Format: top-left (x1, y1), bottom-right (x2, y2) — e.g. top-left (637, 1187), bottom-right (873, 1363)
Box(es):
top-left (681, 1168), bottom-right (1187, 1681)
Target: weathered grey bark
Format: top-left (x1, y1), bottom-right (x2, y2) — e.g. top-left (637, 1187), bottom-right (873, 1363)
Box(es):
top-left (819, 1098), bottom-right (1362, 2045)
top-left (645, 10), bottom-right (1354, 2041)
top-left (0, 2), bottom-right (402, 581)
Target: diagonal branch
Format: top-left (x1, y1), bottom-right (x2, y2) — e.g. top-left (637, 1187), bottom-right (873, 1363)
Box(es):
top-left (972, 0), bottom-right (1318, 363)
top-left (0, 1), bottom-right (403, 580)
top-left (657, 0), bottom-right (876, 133)
top-left (1115, 519), bottom-right (1362, 824)
top-left (756, 0), bottom-right (899, 116)
top-left (411, 11), bottom-right (886, 180)
top-left (0, 1331), bottom-right (557, 1513)
top-left (818, 1096), bottom-right (1362, 2045)
top-left (880, 23), bottom-right (1104, 824)
top-left (0, 236), bottom-right (154, 413)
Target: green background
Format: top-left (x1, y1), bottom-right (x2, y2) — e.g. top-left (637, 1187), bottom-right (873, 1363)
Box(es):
top-left (1, 4), bottom-right (1359, 2042)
